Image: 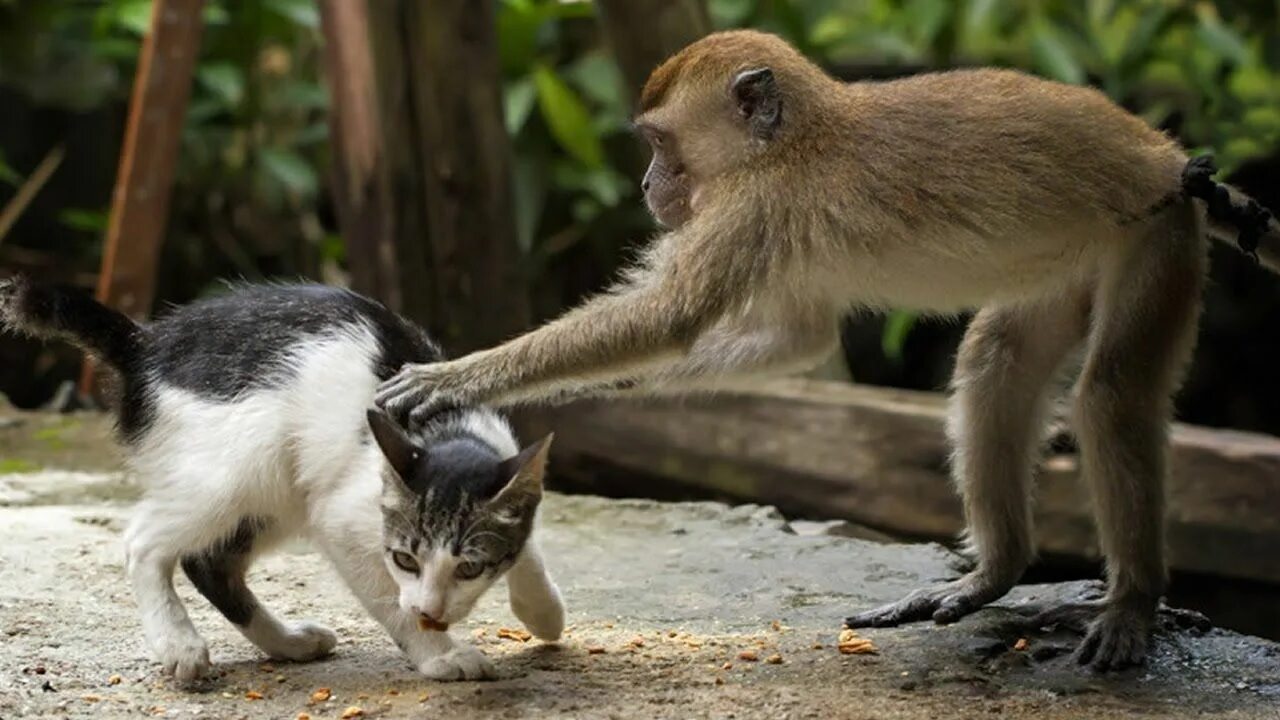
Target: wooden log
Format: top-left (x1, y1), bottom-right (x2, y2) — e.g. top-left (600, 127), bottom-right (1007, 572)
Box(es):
top-left (94, 0), bottom-right (204, 321)
top-left (594, 0), bottom-right (711, 102)
top-left (82, 0), bottom-right (203, 395)
top-left (513, 379), bottom-right (1280, 584)
top-left (318, 0), bottom-right (400, 312)
top-left (356, 0), bottom-right (530, 353)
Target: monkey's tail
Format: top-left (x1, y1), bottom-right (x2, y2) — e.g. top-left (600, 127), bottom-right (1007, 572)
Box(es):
top-left (1182, 155), bottom-right (1280, 273)
top-left (0, 275), bottom-right (144, 373)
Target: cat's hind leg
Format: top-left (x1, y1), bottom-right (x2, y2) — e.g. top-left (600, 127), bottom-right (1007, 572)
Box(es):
top-left (181, 518), bottom-right (337, 662)
top-left (507, 541), bottom-right (565, 641)
top-left (124, 500), bottom-right (215, 683)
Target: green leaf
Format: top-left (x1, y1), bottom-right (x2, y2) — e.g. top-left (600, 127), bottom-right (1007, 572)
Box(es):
top-left (709, 0), bottom-right (757, 27)
top-left (265, 0), bottom-right (320, 29)
top-left (197, 62), bottom-right (244, 107)
top-left (276, 81), bottom-right (329, 110)
top-left (512, 153), bottom-right (547, 253)
top-left (259, 148), bottom-right (317, 196)
top-left (1194, 6), bottom-right (1249, 66)
top-left (533, 64), bottom-right (604, 168)
top-left (0, 459), bottom-right (40, 475)
top-left (504, 77), bottom-right (537, 136)
top-left (566, 53), bottom-right (626, 110)
top-left (1030, 20), bottom-right (1085, 85)
top-left (59, 208), bottom-right (110, 233)
top-left (0, 149), bottom-right (21, 187)
top-left (112, 0), bottom-right (153, 36)
top-left (881, 310), bottom-right (918, 361)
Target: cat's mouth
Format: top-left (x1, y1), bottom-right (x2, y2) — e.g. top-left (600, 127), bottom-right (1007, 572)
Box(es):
top-left (417, 614), bottom-right (449, 632)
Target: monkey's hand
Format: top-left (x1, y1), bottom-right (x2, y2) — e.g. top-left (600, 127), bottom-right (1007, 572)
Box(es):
top-left (376, 359), bottom-right (484, 427)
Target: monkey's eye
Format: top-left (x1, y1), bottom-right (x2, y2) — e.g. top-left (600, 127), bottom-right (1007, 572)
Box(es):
top-left (391, 551), bottom-right (420, 574)
top-left (455, 560), bottom-right (485, 580)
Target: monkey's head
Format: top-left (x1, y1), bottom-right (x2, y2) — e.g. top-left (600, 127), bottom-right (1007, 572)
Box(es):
top-left (634, 30), bottom-right (823, 228)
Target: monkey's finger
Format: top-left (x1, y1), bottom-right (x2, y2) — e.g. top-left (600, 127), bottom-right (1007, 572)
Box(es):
top-left (845, 595), bottom-right (939, 628)
top-left (1074, 626), bottom-right (1102, 667)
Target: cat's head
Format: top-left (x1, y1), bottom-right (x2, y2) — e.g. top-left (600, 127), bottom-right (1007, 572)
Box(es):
top-left (366, 409), bottom-right (551, 627)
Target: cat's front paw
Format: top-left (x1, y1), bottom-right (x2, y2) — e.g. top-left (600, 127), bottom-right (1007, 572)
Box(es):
top-left (418, 645), bottom-right (496, 681)
top-left (265, 621), bottom-right (338, 662)
top-left (155, 638), bottom-right (212, 684)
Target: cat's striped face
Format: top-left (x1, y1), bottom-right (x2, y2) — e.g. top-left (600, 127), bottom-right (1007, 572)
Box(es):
top-left (381, 469), bottom-right (537, 625)
top-left (367, 413), bottom-right (550, 628)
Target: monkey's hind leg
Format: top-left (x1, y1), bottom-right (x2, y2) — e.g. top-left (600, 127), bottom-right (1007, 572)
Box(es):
top-left (1067, 207), bottom-right (1204, 671)
top-left (847, 290), bottom-right (1090, 629)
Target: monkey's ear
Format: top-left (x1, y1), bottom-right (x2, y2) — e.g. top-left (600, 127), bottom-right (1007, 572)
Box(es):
top-left (731, 67), bottom-right (782, 139)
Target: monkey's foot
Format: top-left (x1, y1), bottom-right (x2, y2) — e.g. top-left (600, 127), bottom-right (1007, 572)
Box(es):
top-left (1015, 597), bottom-right (1209, 672)
top-left (844, 572), bottom-right (1014, 628)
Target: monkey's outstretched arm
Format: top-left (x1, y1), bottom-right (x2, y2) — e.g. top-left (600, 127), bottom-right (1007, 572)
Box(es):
top-left (376, 222), bottom-right (776, 424)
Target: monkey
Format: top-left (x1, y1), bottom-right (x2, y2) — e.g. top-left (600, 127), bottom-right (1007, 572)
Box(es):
top-left (377, 30), bottom-right (1280, 671)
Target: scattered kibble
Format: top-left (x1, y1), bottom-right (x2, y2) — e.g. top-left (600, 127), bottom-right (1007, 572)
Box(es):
top-left (721, 662), bottom-right (733, 670)
top-left (310, 688), bottom-right (332, 703)
top-left (107, 675), bottom-right (122, 686)
top-left (341, 706), bottom-right (364, 719)
top-left (837, 628), bottom-right (879, 655)
top-left (1013, 638), bottom-right (1029, 652)
top-left (738, 650), bottom-right (758, 662)
top-left (244, 690), bottom-right (264, 701)
top-left (766, 654), bottom-right (783, 665)
top-left (296, 714), bottom-right (311, 720)
top-left (418, 692), bottom-right (430, 703)
top-left (629, 636), bottom-right (646, 648)
top-left (497, 627), bottom-right (532, 642)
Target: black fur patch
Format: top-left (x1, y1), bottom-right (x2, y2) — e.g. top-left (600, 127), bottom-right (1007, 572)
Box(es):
top-left (180, 517), bottom-right (269, 626)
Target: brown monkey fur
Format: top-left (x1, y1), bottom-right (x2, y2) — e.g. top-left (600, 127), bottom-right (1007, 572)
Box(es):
top-left (378, 30), bottom-right (1280, 671)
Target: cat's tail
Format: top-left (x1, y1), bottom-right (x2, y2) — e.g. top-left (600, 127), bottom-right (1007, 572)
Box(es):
top-left (0, 275), bottom-right (143, 373)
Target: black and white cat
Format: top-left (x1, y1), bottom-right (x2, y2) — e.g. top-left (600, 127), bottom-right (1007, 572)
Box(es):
top-left (0, 278), bottom-right (564, 682)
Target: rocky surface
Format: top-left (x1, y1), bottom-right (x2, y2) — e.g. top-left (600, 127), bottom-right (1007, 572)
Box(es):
top-left (1, 408), bottom-right (1278, 719)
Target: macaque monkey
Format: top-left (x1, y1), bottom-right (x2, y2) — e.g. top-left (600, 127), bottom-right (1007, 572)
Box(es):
top-left (378, 31), bottom-right (1279, 670)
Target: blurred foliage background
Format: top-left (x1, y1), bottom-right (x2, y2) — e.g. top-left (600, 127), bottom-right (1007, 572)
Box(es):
top-left (1, 0), bottom-right (1279, 433)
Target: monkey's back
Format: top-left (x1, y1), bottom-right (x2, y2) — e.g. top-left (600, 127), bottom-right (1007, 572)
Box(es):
top-left (807, 68), bottom-right (1192, 309)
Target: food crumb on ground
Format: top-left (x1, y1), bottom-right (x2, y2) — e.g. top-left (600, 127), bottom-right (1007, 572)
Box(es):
top-left (497, 627), bottom-right (532, 642)
top-left (296, 714), bottom-right (311, 720)
top-left (107, 674), bottom-right (122, 685)
top-left (766, 654), bottom-right (783, 664)
top-left (244, 690), bottom-right (264, 701)
top-left (1013, 638), bottom-right (1029, 652)
top-left (738, 650), bottom-right (758, 662)
top-left (310, 687), bottom-right (331, 703)
top-left (340, 707), bottom-right (364, 719)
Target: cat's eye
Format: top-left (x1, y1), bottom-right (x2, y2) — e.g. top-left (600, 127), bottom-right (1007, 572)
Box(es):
top-left (391, 551), bottom-right (420, 574)
top-left (454, 560), bottom-right (485, 580)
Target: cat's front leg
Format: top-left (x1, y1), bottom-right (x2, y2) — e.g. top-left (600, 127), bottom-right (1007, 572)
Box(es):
top-left (507, 541), bottom-right (565, 641)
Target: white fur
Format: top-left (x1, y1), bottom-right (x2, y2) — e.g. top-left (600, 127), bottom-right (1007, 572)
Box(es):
top-left (122, 322), bottom-right (564, 683)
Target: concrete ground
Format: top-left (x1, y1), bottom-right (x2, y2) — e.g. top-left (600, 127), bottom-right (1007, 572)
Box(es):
top-left (1, 409), bottom-right (1278, 719)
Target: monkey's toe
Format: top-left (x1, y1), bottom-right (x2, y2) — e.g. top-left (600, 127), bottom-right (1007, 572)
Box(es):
top-left (847, 575), bottom-right (1009, 628)
top-left (1075, 609), bottom-right (1150, 672)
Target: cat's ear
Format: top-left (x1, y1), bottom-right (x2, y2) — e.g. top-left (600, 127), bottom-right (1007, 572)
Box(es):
top-left (493, 433), bottom-right (553, 506)
top-left (367, 408), bottom-right (422, 480)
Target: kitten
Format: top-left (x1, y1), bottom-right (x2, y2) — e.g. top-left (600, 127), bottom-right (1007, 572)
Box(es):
top-left (0, 277), bottom-right (565, 682)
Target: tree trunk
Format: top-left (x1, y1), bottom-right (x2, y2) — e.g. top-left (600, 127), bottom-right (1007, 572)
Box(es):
top-left (325, 0), bottom-right (529, 354)
top-left (594, 0), bottom-right (711, 103)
